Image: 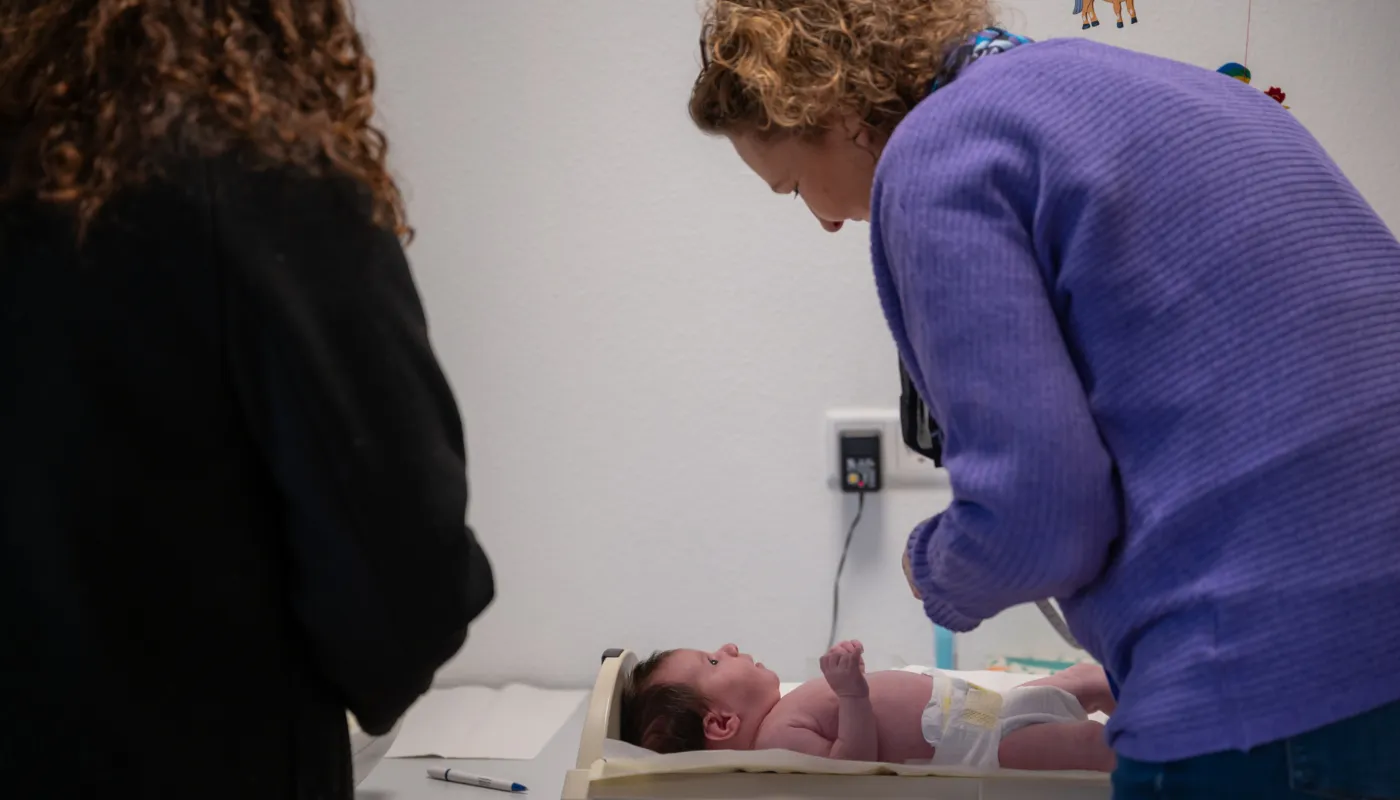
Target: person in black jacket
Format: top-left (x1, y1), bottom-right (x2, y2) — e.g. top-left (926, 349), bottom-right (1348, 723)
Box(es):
top-left (0, 1), bottom-right (494, 797)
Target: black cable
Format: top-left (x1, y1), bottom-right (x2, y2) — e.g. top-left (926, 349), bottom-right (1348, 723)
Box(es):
top-left (828, 491), bottom-right (867, 651)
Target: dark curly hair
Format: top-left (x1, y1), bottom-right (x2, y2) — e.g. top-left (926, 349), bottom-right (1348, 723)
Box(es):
top-left (618, 650), bottom-right (712, 755)
top-left (0, 0), bottom-right (408, 239)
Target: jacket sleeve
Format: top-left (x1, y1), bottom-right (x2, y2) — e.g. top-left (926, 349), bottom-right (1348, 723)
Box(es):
top-left (210, 159), bottom-right (494, 735)
top-left (872, 107), bottom-right (1120, 633)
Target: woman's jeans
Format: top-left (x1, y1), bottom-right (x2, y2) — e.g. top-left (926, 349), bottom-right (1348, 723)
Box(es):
top-left (1113, 699), bottom-right (1400, 799)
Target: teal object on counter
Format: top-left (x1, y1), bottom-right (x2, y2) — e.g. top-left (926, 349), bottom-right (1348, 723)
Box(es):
top-left (934, 626), bottom-right (955, 669)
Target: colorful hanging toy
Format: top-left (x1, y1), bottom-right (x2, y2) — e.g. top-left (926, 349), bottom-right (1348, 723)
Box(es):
top-left (1218, 62), bottom-right (1252, 83)
top-left (1073, 0), bottom-right (1139, 30)
top-left (1217, 62), bottom-right (1289, 109)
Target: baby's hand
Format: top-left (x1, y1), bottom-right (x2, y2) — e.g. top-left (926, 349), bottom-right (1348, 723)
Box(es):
top-left (820, 640), bottom-right (868, 698)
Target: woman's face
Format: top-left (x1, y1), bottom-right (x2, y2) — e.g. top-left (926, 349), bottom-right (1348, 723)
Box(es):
top-left (728, 120), bottom-right (882, 233)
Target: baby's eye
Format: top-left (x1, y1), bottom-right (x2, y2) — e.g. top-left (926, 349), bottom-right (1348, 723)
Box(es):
top-left (709, 658), bottom-right (719, 666)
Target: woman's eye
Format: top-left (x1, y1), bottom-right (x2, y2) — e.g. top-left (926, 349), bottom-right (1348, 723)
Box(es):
top-left (791, 188), bottom-right (801, 199)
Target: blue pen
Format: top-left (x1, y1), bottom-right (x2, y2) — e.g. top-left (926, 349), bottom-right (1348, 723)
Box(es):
top-left (427, 767), bottom-right (527, 793)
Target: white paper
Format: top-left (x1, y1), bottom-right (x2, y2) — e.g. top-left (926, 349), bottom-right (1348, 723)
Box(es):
top-left (602, 738), bottom-right (658, 760)
top-left (385, 684), bottom-right (587, 760)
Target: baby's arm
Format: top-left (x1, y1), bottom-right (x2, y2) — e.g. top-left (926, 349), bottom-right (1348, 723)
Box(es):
top-left (829, 691), bottom-right (879, 761)
top-left (820, 640), bottom-right (879, 761)
top-left (762, 641), bottom-right (880, 761)
top-left (998, 721), bottom-right (1116, 772)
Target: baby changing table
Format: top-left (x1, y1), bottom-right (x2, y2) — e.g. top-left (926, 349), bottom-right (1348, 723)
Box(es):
top-left (562, 649), bottom-right (1111, 800)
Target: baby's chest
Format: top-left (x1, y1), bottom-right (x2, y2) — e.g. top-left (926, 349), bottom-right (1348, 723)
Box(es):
top-left (764, 691), bottom-right (839, 740)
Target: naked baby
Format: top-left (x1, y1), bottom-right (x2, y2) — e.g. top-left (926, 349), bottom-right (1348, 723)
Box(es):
top-left (619, 640), bottom-right (1116, 772)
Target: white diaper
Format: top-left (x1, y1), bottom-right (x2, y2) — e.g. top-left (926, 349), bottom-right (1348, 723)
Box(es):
top-left (919, 670), bottom-right (1087, 770)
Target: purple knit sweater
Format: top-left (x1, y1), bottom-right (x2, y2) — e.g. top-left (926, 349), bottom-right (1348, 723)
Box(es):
top-left (873, 39), bottom-right (1400, 761)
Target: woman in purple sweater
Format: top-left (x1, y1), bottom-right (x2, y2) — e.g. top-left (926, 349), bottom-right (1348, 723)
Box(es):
top-left (688, 1), bottom-right (1400, 797)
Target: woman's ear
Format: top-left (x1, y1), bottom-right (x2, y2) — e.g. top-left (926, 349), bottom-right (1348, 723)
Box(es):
top-left (702, 709), bottom-right (741, 745)
top-left (841, 113), bottom-right (880, 160)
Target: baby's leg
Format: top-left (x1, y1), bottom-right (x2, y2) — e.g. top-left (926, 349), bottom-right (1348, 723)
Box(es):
top-left (1020, 664), bottom-right (1115, 715)
top-left (998, 721), bottom-right (1116, 772)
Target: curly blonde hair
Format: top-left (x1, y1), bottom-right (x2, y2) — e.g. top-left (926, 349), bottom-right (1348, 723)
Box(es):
top-left (690, 0), bottom-right (994, 140)
top-left (0, 0), bottom-right (409, 239)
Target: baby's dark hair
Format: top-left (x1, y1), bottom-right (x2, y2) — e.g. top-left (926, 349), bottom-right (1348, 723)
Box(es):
top-left (618, 650), bottom-right (711, 754)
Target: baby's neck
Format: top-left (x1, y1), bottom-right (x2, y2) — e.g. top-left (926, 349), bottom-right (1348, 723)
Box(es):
top-left (707, 700), bottom-right (779, 752)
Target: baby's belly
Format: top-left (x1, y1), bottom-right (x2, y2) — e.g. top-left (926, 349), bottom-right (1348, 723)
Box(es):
top-left (786, 670), bottom-right (937, 763)
top-left (869, 671), bottom-right (936, 763)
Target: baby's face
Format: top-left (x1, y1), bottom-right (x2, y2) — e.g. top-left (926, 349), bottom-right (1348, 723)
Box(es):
top-left (652, 644), bottom-right (781, 712)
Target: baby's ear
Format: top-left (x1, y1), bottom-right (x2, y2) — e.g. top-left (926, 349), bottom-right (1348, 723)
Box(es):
top-left (702, 709), bottom-right (741, 745)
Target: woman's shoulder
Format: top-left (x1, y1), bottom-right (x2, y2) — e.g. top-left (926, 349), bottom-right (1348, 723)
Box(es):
top-left (880, 38), bottom-right (1238, 192)
top-left (876, 44), bottom-right (1077, 178)
top-left (203, 151), bottom-right (373, 212)
top-left (890, 38), bottom-right (1214, 146)
top-left (944, 37), bottom-right (1204, 100)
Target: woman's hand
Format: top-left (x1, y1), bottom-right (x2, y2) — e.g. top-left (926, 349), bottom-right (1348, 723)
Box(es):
top-left (902, 548), bottom-right (923, 600)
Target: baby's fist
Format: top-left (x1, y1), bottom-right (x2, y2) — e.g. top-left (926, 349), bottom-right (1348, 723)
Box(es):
top-left (820, 640), bottom-right (868, 698)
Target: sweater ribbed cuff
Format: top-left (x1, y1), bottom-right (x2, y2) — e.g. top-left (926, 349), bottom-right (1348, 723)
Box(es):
top-left (907, 515), bottom-right (982, 633)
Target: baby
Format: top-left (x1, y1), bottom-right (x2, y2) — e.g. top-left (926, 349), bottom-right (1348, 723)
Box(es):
top-left (619, 640), bottom-right (1116, 772)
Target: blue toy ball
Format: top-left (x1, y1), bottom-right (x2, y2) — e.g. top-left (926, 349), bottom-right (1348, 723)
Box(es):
top-left (1218, 62), bottom-right (1252, 82)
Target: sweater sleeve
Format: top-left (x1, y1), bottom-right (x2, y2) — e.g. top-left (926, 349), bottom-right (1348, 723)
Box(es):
top-left (872, 104), bottom-right (1120, 632)
top-left (210, 160), bottom-right (494, 735)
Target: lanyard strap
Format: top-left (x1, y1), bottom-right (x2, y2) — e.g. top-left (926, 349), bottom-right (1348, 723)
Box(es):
top-left (1035, 599), bottom-right (1084, 651)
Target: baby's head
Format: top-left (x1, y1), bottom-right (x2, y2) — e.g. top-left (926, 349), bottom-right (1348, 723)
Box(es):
top-left (619, 644), bottom-right (782, 754)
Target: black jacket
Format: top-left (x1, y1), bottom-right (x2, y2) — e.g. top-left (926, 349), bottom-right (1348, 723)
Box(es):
top-left (0, 155), bottom-right (494, 798)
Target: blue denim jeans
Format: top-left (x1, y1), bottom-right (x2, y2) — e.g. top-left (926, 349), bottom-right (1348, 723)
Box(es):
top-left (1113, 699), bottom-right (1400, 799)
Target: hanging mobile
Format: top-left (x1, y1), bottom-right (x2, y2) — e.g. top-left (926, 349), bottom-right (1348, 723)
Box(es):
top-left (1218, 1), bottom-right (1291, 110)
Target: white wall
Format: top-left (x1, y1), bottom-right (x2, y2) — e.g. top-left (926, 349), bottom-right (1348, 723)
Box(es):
top-left (354, 0), bottom-right (1400, 688)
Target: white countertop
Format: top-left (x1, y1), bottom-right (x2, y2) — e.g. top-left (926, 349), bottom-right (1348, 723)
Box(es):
top-left (356, 698), bottom-right (588, 800)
